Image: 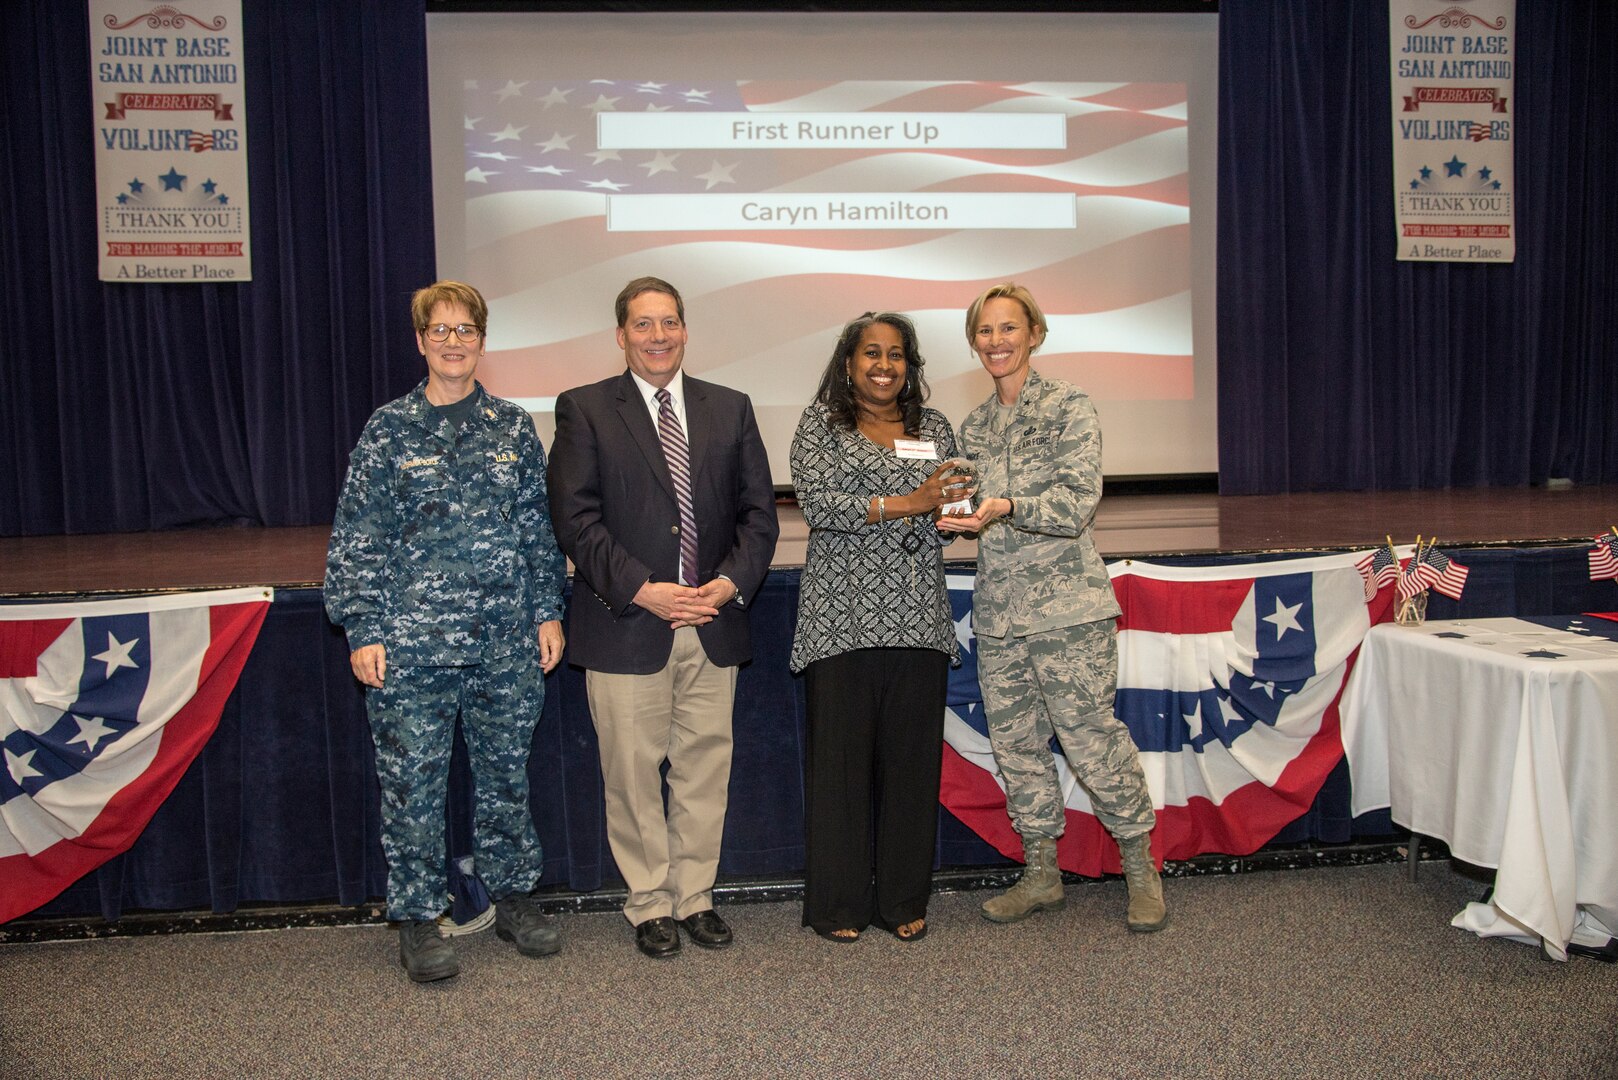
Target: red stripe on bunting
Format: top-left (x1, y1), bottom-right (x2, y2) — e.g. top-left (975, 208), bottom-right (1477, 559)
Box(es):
top-left (1111, 572), bottom-right (1254, 635)
top-left (0, 619), bottom-right (74, 678)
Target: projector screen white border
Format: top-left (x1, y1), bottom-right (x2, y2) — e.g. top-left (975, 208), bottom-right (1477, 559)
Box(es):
top-left (426, 10), bottom-right (1218, 480)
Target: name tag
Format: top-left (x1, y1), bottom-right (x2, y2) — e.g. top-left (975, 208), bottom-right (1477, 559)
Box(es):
top-left (401, 455), bottom-right (444, 470)
top-left (893, 438), bottom-right (939, 461)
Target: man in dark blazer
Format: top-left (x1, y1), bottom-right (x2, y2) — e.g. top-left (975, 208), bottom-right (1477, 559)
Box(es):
top-left (548, 276), bottom-right (779, 958)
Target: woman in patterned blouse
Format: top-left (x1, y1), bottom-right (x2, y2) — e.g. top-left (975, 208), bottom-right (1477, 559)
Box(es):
top-left (789, 312), bottom-right (975, 944)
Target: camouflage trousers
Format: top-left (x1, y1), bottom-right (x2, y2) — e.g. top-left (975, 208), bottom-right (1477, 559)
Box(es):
top-left (365, 648), bottom-right (545, 921)
top-left (977, 619), bottom-right (1155, 843)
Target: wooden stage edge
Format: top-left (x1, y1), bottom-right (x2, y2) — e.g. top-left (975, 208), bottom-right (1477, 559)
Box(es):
top-left (2, 485), bottom-right (1614, 599)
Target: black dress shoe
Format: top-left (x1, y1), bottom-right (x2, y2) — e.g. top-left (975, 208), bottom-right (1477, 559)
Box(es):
top-left (635, 916), bottom-right (681, 958)
top-left (678, 909), bottom-right (733, 949)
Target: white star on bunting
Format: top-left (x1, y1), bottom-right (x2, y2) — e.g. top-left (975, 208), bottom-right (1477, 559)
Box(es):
top-left (92, 633), bottom-right (139, 678)
top-left (1262, 596), bottom-right (1305, 639)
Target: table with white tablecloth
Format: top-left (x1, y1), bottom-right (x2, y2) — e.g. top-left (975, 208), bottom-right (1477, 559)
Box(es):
top-left (1340, 615), bottom-right (1618, 961)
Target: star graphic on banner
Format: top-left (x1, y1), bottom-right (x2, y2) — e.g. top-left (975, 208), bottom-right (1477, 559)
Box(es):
top-left (117, 193), bottom-right (129, 204)
top-left (1419, 166), bottom-right (1432, 180)
top-left (6, 747), bottom-right (43, 785)
top-left (681, 89), bottom-right (712, 103)
top-left (92, 633), bottom-right (140, 678)
top-left (526, 165), bottom-right (571, 176)
top-left (636, 81), bottom-right (667, 93)
top-left (466, 166), bottom-right (498, 183)
top-left (539, 87), bottom-right (571, 108)
top-left (1522, 649), bottom-right (1565, 659)
top-left (1409, 180), bottom-right (1419, 190)
top-left (1491, 180), bottom-right (1501, 190)
top-left (586, 148), bottom-right (622, 165)
top-left (218, 195), bottom-right (229, 205)
top-left (68, 715), bottom-right (116, 752)
top-left (494, 79), bottom-right (528, 102)
top-left (128, 178), bottom-right (144, 193)
top-left (638, 151), bottom-right (680, 176)
top-left (537, 132), bottom-right (574, 153)
top-left (645, 103), bottom-right (671, 112)
top-left (1262, 596), bottom-right (1305, 639)
top-left (1478, 166), bottom-right (1492, 181)
top-left (953, 610), bottom-right (974, 653)
top-left (472, 151), bottom-right (518, 161)
top-left (1444, 155), bottom-right (1467, 177)
top-left (490, 123), bottom-right (526, 143)
top-left (589, 79), bottom-right (615, 85)
top-left (1251, 677), bottom-right (1276, 699)
top-left (159, 167), bottom-right (186, 191)
top-left (583, 178), bottom-right (627, 191)
top-left (1182, 700), bottom-right (1204, 741)
top-left (584, 94), bottom-right (621, 114)
top-left (202, 179), bottom-right (217, 194)
top-left (696, 160), bottom-right (738, 190)
top-left (464, 116), bottom-right (482, 131)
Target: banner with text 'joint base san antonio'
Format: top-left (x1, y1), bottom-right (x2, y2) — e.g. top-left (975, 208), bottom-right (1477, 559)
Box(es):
top-left (1391, 1), bottom-right (1515, 263)
top-left (90, 0), bottom-right (251, 282)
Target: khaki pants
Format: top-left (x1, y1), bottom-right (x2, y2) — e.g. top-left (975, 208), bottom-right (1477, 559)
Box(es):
top-left (586, 626), bottom-right (738, 924)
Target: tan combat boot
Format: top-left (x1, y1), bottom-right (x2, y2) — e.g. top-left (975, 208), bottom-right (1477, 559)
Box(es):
top-left (1118, 832), bottom-right (1168, 932)
top-left (981, 836), bottom-right (1065, 923)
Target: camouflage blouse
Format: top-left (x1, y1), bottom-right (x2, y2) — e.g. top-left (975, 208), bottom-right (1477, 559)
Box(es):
top-left (958, 370), bottom-right (1121, 639)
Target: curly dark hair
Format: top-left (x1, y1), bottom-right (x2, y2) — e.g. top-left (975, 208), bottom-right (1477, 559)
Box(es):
top-left (813, 312), bottom-right (930, 437)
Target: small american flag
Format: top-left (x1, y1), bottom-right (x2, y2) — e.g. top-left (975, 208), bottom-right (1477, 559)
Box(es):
top-left (1355, 542), bottom-right (1400, 602)
top-left (1396, 545), bottom-right (1466, 602)
top-left (1591, 532), bottom-right (1618, 582)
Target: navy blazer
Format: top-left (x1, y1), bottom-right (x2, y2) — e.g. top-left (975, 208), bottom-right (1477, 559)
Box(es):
top-left (548, 370), bottom-right (779, 674)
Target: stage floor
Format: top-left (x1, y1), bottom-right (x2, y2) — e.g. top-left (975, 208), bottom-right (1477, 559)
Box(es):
top-left (2, 485), bottom-right (1613, 597)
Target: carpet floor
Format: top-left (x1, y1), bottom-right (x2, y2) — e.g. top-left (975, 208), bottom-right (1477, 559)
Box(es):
top-left (1, 862), bottom-right (1613, 1079)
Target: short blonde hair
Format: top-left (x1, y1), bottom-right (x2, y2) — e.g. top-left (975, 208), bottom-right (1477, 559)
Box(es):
top-left (964, 283), bottom-right (1047, 348)
top-left (411, 280), bottom-right (488, 334)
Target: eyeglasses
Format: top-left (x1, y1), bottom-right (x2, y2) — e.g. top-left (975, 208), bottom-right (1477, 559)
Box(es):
top-left (423, 323), bottom-right (483, 342)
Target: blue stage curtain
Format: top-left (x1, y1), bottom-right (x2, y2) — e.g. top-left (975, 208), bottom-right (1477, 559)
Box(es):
top-left (1217, 0), bottom-right (1618, 493)
top-left (0, 0), bottom-right (431, 535)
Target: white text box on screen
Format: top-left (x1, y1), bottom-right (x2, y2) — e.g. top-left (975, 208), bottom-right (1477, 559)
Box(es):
top-left (598, 112), bottom-right (1068, 150)
top-left (605, 193), bottom-right (1077, 232)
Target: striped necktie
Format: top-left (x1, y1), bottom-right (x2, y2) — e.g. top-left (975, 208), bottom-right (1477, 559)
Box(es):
top-left (655, 388), bottom-right (700, 587)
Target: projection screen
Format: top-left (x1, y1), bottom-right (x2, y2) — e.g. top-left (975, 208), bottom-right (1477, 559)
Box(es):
top-left (426, 10), bottom-right (1218, 482)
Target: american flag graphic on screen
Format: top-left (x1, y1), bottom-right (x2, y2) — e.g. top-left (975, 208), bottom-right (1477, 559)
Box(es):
top-left (459, 78), bottom-right (1190, 410)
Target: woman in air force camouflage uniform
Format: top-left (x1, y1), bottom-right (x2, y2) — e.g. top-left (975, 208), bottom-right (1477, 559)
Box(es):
top-left (937, 283), bottom-right (1167, 933)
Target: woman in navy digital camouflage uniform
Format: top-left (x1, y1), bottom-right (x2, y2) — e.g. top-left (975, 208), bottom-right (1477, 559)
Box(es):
top-left (326, 281), bottom-right (568, 981)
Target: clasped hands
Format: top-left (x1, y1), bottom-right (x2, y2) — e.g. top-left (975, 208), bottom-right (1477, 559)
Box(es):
top-left (634, 577), bottom-right (738, 630)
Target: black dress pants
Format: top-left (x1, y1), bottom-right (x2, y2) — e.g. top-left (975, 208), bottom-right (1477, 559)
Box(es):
top-left (801, 647), bottom-right (947, 934)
